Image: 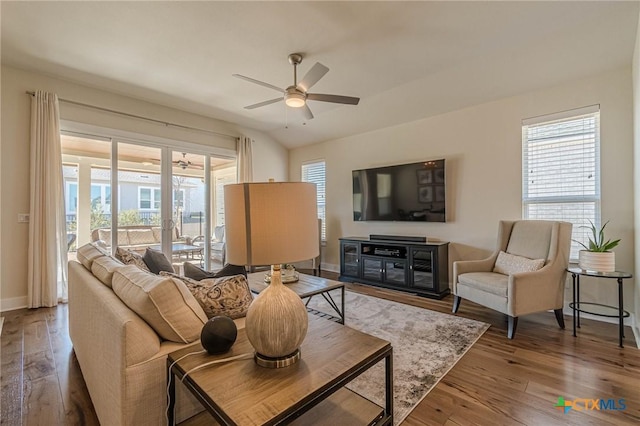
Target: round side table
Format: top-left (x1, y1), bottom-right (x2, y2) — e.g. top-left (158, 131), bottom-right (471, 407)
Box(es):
top-left (567, 267), bottom-right (632, 348)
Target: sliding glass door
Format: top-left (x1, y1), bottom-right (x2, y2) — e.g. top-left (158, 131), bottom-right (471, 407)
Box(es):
top-left (61, 131), bottom-right (236, 272)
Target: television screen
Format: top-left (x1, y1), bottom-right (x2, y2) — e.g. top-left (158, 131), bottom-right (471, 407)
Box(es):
top-left (353, 159), bottom-right (445, 222)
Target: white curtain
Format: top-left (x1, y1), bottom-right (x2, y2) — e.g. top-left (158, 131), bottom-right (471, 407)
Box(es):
top-left (27, 91), bottom-right (67, 307)
top-left (237, 136), bottom-right (253, 183)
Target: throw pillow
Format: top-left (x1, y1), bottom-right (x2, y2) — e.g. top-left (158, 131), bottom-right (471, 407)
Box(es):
top-left (493, 251), bottom-right (545, 275)
top-left (183, 262), bottom-right (247, 281)
top-left (160, 270), bottom-right (201, 287)
top-left (112, 265), bottom-right (207, 343)
top-left (115, 247), bottom-right (150, 272)
top-left (179, 274), bottom-right (253, 319)
top-left (143, 248), bottom-right (175, 275)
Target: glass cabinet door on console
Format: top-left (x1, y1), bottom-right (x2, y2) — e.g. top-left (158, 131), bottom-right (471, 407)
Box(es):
top-left (340, 241), bottom-right (360, 278)
top-left (362, 257), bottom-right (383, 282)
top-left (409, 248), bottom-right (434, 290)
top-left (384, 259), bottom-right (407, 286)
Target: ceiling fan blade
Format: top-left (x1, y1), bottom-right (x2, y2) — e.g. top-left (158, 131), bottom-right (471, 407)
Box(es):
top-left (302, 104), bottom-right (314, 120)
top-left (244, 97), bottom-right (283, 110)
top-left (298, 62), bottom-right (329, 92)
top-left (307, 93), bottom-right (360, 105)
top-left (233, 74), bottom-right (284, 93)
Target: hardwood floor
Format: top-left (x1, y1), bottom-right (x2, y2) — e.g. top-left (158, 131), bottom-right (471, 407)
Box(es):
top-left (1, 270), bottom-right (638, 425)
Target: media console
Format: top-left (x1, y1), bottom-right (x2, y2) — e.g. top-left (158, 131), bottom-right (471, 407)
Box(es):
top-left (339, 236), bottom-right (450, 299)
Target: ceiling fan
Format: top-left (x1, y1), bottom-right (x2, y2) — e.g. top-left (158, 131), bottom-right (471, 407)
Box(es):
top-left (173, 153), bottom-right (203, 170)
top-left (233, 53), bottom-right (360, 120)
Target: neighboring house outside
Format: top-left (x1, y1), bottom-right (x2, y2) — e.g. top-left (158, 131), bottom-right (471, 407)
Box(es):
top-left (63, 165), bottom-right (233, 242)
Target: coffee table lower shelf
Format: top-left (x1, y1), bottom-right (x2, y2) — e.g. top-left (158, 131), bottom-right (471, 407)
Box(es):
top-left (178, 388), bottom-right (385, 426)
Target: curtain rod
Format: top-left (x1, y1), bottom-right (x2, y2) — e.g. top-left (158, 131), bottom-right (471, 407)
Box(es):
top-left (26, 91), bottom-right (238, 141)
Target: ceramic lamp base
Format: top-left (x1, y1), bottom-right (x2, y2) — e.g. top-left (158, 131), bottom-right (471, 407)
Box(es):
top-left (254, 349), bottom-right (301, 368)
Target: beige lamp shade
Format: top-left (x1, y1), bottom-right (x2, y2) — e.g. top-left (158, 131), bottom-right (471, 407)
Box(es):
top-left (224, 181), bottom-right (319, 368)
top-left (224, 182), bottom-right (319, 266)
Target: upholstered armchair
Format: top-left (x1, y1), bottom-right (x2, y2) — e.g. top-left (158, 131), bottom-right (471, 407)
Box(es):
top-left (452, 220), bottom-right (572, 339)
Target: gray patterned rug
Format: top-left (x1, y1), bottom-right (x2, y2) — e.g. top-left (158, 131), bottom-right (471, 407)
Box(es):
top-left (306, 291), bottom-right (489, 424)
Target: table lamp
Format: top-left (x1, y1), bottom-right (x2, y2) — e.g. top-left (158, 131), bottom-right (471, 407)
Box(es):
top-left (224, 181), bottom-right (319, 368)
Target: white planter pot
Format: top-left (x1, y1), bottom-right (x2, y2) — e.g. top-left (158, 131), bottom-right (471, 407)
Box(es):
top-left (578, 250), bottom-right (615, 272)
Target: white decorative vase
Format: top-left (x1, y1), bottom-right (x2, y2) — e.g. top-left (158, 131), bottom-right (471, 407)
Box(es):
top-left (578, 250), bottom-right (615, 272)
top-left (245, 267), bottom-right (308, 368)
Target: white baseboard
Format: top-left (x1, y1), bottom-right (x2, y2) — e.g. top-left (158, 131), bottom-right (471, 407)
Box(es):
top-left (562, 306), bottom-right (638, 348)
top-left (1, 296), bottom-right (27, 312)
top-left (561, 306), bottom-right (635, 327)
top-left (322, 263), bottom-right (340, 274)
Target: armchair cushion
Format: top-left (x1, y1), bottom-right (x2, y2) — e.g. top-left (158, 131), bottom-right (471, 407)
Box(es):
top-left (493, 251), bottom-right (545, 275)
top-left (458, 272), bottom-right (508, 297)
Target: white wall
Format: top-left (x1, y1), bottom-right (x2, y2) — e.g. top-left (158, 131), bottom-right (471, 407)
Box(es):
top-left (290, 67), bottom-right (635, 315)
top-left (0, 65), bottom-right (288, 311)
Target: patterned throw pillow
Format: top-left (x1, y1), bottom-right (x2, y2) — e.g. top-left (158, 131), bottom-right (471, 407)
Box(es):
top-left (165, 273), bottom-right (253, 319)
top-left (493, 251), bottom-right (545, 275)
top-left (115, 247), bottom-right (151, 272)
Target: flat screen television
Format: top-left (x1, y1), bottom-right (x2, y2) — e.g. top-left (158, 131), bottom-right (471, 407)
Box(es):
top-left (352, 159), bottom-right (445, 222)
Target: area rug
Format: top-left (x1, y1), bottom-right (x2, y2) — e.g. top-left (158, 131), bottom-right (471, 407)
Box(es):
top-left (306, 291), bottom-right (489, 424)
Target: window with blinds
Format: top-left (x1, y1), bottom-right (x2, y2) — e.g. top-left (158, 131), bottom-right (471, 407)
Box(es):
top-left (301, 160), bottom-right (326, 242)
top-left (522, 105), bottom-right (600, 260)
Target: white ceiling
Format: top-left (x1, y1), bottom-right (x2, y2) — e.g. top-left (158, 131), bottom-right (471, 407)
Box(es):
top-left (2, 1), bottom-right (638, 148)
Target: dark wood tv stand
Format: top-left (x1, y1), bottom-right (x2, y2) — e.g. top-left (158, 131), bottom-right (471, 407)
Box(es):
top-left (339, 236), bottom-right (450, 299)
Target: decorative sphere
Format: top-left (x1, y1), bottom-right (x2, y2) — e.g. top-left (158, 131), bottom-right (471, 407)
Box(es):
top-left (200, 316), bottom-right (237, 355)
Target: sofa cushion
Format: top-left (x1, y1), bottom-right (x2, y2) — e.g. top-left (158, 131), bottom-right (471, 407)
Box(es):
top-left (143, 248), bottom-right (175, 274)
top-left (76, 242), bottom-right (109, 270)
top-left (127, 229), bottom-right (156, 245)
top-left (493, 251), bottom-right (545, 275)
top-left (169, 273), bottom-right (253, 320)
top-left (98, 228), bottom-right (130, 246)
top-left (183, 262), bottom-right (247, 281)
top-left (458, 272), bottom-right (509, 297)
top-left (91, 255), bottom-right (124, 288)
top-left (112, 265), bottom-right (207, 343)
top-left (115, 247), bottom-right (151, 272)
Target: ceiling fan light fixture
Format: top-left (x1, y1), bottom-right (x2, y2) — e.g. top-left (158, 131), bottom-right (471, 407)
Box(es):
top-left (285, 88), bottom-right (306, 108)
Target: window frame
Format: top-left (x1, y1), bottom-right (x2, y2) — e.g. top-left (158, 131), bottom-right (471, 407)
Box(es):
top-left (521, 105), bottom-right (601, 261)
top-left (138, 186), bottom-right (161, 211)
top-left (301, 160), bottom-right (326, 243)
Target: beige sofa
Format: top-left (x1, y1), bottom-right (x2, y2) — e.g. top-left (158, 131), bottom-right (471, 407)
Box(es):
top-left (91, 225), bottom-right (183, 253)
top-left (68, 245), bottom-right (246, 425)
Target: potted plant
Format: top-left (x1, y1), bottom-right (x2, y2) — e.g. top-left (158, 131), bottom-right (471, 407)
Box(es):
top-left (575, 220), bottom-right (620, 272)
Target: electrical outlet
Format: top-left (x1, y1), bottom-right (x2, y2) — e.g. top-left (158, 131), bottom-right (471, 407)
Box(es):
top-left (18, 213), bottom-right (29, 223)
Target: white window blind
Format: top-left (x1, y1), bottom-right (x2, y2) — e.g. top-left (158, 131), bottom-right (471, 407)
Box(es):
top-left (302, 161), bottom-right (326, 242)
top-left (522, 105), bottom-right (600, 260)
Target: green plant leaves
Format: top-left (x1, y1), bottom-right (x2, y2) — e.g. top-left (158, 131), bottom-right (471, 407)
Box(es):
top-left (572, 220), bottom-right (620, 252)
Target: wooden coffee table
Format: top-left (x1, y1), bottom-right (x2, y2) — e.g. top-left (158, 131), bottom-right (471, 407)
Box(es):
top-left (167, 314), bottom-right (393, 426)
top-left (247, 272), bottom-right (346, 324)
